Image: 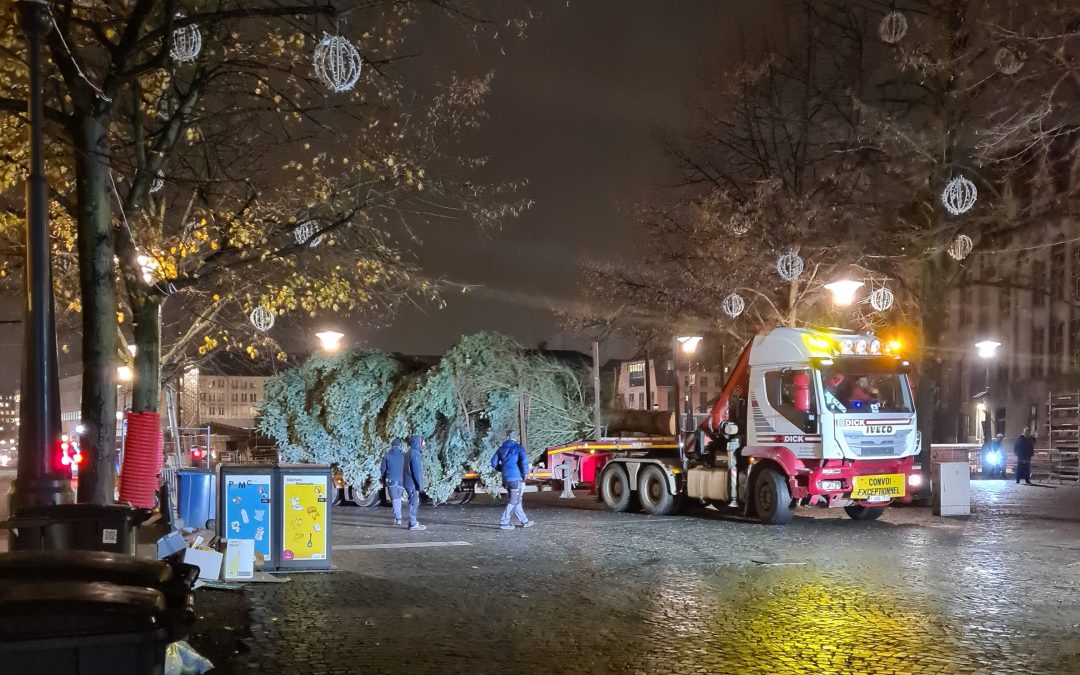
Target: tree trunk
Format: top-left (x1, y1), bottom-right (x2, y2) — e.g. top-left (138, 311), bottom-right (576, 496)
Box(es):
top-left (132, 298), bottom-right (161, 412)
top-left (915, 254), bottom-right (950, 467)
top-left (73, 115), bottom-right (118, 505)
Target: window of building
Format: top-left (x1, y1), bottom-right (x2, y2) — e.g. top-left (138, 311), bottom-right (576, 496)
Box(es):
top-left (1032, 326), bottom-right (1046, 376)
top-left (699, 391), bottom-right (707, 411)
top-left (1073, 246), bottom-right (1080, 300)
top-left (628, 362), bottom-right (645, 388)
top-left (999, 284), bottom-right (1011, 318)
top-left (1071, 317), bottom-right (1080, 372)
top-left (1051, 319), bottom-right (1065, 374)
top-left (959, 286), bottom-right (972, 327)
top-left (667, 390), bottom-right (676, 411)
top-left (699, 376), bottom-right (708, 389)
top-left (1051, 241), bottom-right (1066, 298)
top-left (763, 370), bottom-right (818, 432)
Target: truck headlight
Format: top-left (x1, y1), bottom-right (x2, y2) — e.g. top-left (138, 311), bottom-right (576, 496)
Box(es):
top-left (908, 474), bottom-right (923, 488)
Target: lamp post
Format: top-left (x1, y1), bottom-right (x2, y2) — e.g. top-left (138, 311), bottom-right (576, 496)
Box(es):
top-left (975, 339), bottom-right (1002, 441)
top-left (316, 330), bottom-right (345, 353)
top-left (10, 0), bottom-right (72, 512)
top-left (675, 336), bottom-right (702, 433)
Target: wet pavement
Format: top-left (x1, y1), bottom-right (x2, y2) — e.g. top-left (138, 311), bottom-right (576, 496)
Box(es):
top-left (190, 480), bottom-right (1080, 674)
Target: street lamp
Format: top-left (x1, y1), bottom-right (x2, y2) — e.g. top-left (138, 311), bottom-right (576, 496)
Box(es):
top-left (316, 330), bottom-right (345, 353)
top-left (824, 279), bottom-right (865, 307)
top-left (117, 366), bottom-right (134, 383)
top-left (675, 336), bottom-right (702, 433)
top-left (975, 339), bottom-right (1002, 442)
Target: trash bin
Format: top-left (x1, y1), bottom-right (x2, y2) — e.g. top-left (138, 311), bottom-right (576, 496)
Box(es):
top-left (177, 469), bottom-right (217, 530)
top-left (0, 550), bottom-right (199, 675)
top-left (3, 503), bottom-right (147, 554)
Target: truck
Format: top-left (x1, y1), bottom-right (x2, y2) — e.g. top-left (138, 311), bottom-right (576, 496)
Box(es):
top-left (567, 327), bottom-right (923, 524)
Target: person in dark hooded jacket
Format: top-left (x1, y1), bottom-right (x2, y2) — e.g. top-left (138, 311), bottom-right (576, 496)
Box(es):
top-left (380, 438), bottom-right (406, 526)
top-left (491, 431), bottom-right (534, 530)
top-left (403, 434), bottom-right (427, 531)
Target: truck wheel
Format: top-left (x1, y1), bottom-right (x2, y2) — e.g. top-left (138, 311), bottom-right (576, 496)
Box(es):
top-left (600, 465), bottom-right (637, 513)
top-left (754, 468), bottom-right (793, 525)
top-left (844, 505), bottom-right (885, 521)
top-left (350, 486), bottom-right (381, 507)
top-left (638, 465), bottom-right (678, 515)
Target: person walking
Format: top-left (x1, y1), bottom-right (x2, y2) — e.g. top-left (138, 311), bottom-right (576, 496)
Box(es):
top-left (402, 434), bottom-right (427, 531)
top-left (491, 431), bottom-right (534, 530)
top-left (380, 438), bottom-right (407, 526)
top-left (1014, 427), bottom-right (1035, 485)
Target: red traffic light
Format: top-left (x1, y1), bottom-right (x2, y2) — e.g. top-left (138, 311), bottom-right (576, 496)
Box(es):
top-left (190, 447), bottom-right (205, 460)
top-left (57, 435), bottom-right (81, 470)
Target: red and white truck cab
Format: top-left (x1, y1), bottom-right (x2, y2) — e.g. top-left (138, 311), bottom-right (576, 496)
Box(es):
top-left (594, 327), bottom-right (922, 524)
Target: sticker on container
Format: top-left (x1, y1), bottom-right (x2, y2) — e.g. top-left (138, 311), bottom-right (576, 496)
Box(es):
top-left (281, 474), bottom-right (329, 562)
top-left (224, 474), bottom-right (273, 560)
top-left (102, 528), bottom-right (118, 544)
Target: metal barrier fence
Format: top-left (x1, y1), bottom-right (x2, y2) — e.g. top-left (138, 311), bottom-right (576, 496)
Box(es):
top-left (930, 444), bottom-right (1071, 482)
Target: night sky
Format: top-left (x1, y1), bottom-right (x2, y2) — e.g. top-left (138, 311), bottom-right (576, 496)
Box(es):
top-left (361, 0), bottom-right (777, 358)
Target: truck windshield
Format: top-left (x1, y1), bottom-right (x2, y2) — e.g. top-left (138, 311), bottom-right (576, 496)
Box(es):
top-left (819, 359), bottom-right (913, 413)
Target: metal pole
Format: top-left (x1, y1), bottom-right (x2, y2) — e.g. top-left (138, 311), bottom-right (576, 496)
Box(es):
top-left (643, 349), bottom-right (653, 409)
top-left (672, 338), bottom-right (680, 429)
top-left (591, 341), bottom-right (602, 441)
top-left (11, 0), bottom-right (72, 513)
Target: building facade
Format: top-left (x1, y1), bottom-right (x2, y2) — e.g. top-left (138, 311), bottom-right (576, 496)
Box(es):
top-left (615, 358), bottom-right (727, 415)
top-left (939, 223), bottom-right (1080, 444)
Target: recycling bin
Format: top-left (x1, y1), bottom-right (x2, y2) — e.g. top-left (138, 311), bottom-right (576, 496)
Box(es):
top-left (176, 469), bottom-right (217, 530)
top-left (218, 464), bottom-right (277, 570)
top-left (276, 464), bottom-right (332, 571)
top-left (3, 503), bottom-right (146, 554)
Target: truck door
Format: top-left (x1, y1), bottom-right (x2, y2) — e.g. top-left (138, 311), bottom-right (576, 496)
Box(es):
top-left (762, 369), bottom-right (819, 435)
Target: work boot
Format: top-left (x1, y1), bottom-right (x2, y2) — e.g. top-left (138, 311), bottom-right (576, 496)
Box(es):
top-left (409, 523), bottom-right (427, 531)
top-left (500, 524), bottom-right (514, 530)
top-left (520, 521), bottom-right (535, 528)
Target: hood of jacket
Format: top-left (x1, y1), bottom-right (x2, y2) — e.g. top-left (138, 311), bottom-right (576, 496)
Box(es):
top-left (409, 434), bottom-right (423, 452)
top-left (390, 438), bottom-right (404, 453)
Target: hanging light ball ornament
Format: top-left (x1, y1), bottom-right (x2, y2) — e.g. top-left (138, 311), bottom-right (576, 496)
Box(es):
top-left (994, 47), bottom-right (1025, 75)
top-left (314, 33), bottom-right (363, 93)
top-left (721, 292), bottom-right (746, 318)
top-left (941, 175), bottom-right (978, 215)
top-left (878, 11), bottom-right (909, 45)
top-left (149, 171), bottom-right (164, 193)
top-left (250, 306), bottom-right (275, 332)
top-left (728, 214), bottom-right (751, 236)
top-left (947, 234), bottom-right (974, 261)
top-left (869, 286), bottom-right (895, 312)
top-left (776, 250), bottom-right (805, 282)
top-left (293, 222), bottom-right (324, 248)
top-left (170, 16), bottom-right (202, 63)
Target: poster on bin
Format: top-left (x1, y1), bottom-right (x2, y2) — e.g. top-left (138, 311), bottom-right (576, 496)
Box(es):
top-left (223, 474), bottom-right (272, 560)
top-left (281, 474), bottom-right (328, 561)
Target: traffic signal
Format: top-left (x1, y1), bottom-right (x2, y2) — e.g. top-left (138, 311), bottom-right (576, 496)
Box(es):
top-left (58, 434), bottom-right (83, 469)
top-left (190, 446), bottom-right (205, 462)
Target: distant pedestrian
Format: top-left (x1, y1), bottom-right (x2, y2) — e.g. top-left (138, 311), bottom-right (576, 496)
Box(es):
top-left (404, 434), bottom-right (427, 531)
top-left (491, 431), bottom-right (534, 530)
top-left (1014, 427), bottom-right (1036, 485)
top-left (380, 438), bottom-right (406, 526)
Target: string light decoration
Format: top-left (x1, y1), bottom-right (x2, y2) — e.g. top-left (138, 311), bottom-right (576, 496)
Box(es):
top-left (869, 286), bottom-right (895, 312)
top-left (250, 306), bottom-right (275, 332)
top-left (994, 47), bottom-right (1025, 75)
top-left (729, 214), bottom-right (751, 236)
top-left (313, 33), bottom-right (363, 93)
top-left (947, 234), bottom-right (974, 261)
top-left (149, 171), bottom-right (164, 193)
top-left (941, 175), bottom-right (978, 215)
top-left (170, 16), bottom-right (202, 63)
top-left (776, 250), bottom-right (805, 282)
top-left (878, 11), bottom-right (908, 44)
top-left (721, 292), bottom-right (746, 318)
top-left (293, 222), bottom-right (325, 248)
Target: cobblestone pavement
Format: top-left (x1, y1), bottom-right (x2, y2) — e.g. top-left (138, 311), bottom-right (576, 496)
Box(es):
top-left (190, 480), bottom-right (1080, 674)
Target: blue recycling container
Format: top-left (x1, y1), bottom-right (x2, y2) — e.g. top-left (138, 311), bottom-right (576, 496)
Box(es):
top-left (176, 470), bottom-right (217, 530)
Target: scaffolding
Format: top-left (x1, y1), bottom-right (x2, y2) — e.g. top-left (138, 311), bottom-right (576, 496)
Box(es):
top-left (1046, 391), bottom-right (1080, 482)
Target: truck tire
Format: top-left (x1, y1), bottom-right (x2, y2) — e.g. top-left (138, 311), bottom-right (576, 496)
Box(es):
top-left (350, 486), bottom-right (381, 507)
top-left (600, 465), bottom-right (637, 513)
top-left (638, 465), bottom-right (678, 516)
top-left (754, 468), bottom-right (793, 525)
top-left (844, 504), bottom-right (885, 521)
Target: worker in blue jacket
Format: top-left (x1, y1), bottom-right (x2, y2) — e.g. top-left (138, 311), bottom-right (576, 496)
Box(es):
top-left (403, 434), bottom-right (427, 531)
top-left (380, 438), bottom-right (406, 526)
top-left (491, 431), bottom-right (534, 530)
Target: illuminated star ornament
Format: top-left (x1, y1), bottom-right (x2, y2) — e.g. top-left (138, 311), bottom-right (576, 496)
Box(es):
top-left (250, 306), bottom-right (275, 332)
top-left (314, 33), bottom-right (363, 93)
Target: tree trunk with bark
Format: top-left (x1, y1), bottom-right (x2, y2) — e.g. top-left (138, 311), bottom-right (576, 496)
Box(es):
top-left (131, 297), bottom-right (161, 413)
top-left (915, 252), bottom-right (950, 466)
top-left (73, 114), bottom-right (118, 505)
